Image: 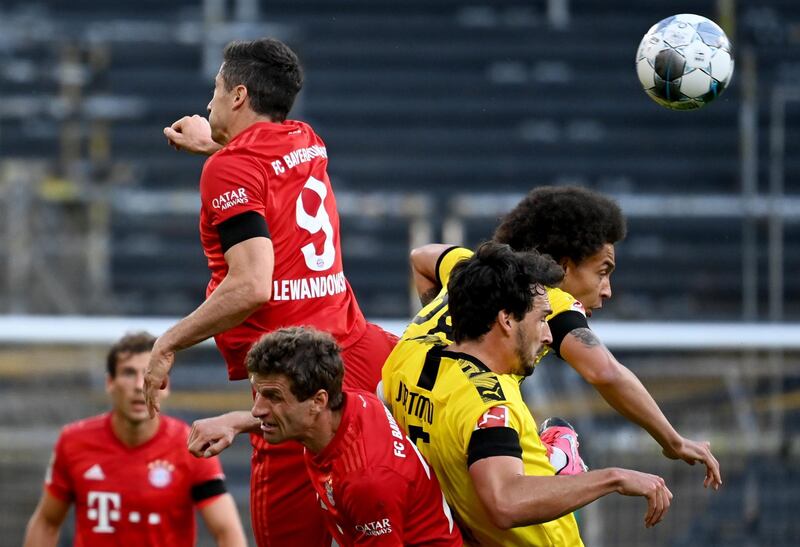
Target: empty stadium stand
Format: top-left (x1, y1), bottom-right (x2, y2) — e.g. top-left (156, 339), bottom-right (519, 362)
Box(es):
top-left (3, 2), bottom-right (800, 546)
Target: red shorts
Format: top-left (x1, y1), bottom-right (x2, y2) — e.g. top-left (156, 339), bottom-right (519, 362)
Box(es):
top-left (249, 322), bottom-right (398, 546)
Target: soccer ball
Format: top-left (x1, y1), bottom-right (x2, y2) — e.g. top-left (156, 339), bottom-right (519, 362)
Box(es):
top-left (636, 13), bottom-right (734, 110)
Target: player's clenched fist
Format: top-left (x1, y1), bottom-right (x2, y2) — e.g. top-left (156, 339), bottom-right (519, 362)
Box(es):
top-left (163, 114), bottom-right (221, 156)
top-left (613, 468), bottom-right (673, 528)
top-left (188, 411), bottom-right (259, 458)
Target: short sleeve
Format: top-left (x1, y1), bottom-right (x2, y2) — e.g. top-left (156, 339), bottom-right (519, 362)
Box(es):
top-left (45, 433), bottom-right (74, 503)
top-left (200, 151), bottom-right (268, 226)
top-left (467, 405), bottom-right (523, 467)
top-left (545, 287), bottom-right (590, 357)
top-left (545, 287), bottom-right (587, 322)
top-left (436, 247), bottom-right (473, 287)
top-left (188, 452), bottom-right (225, 486)
top-left (187, 450), bottom-right (226, 507)
top-left (340, 467), bottom-right (408, 545)
top-left (548, 311), bottom-right (590, 357)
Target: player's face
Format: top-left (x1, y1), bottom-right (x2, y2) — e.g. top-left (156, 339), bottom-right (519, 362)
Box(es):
top-left (207, 67), bottom-right (234, 144)
top-left (250, 373), bottom-right (316, 445)
top-left (512, 289), bottom-right (553, 376)
top-left (107, 352), bottom-right (154, 425)
top-left (560, 243), bottom-right (615, 315)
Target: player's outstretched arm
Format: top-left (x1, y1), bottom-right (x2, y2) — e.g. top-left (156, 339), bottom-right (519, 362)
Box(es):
top-left (164, 115), bottom-right (224, 156)
top-left (559, 328), bottom-right (722, 490)
top-left (23, 491), bottom-right (70, 547)
top-left (188, 411), bottom-right (262, 458)
top-left (410, 243), bottom-right (453, 306)
top-left (469, 456), bottom-right (672, 529)
top-left (145, 237), bottom-right (274, 417)
top-left (198, 493), bottom-right (248, 547)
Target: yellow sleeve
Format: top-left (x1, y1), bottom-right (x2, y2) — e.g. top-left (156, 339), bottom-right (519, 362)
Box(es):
top-left (465, 402), bottom-right (525, 466)
top-left (437, 247), bottom-right (474, 288)
top-left (545, 286), bottom-right (587, 321)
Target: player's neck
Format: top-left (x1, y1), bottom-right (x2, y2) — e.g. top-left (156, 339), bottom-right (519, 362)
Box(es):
top-left (224, 112), bottom-right (279, 143)
top-left (303, 406), bottom-right (343, 455)
top-left (110, 411), bottom-right (160, 448)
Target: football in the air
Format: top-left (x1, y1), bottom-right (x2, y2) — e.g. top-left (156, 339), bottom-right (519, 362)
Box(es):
top-left (636, 13), bottom-right (734, 110)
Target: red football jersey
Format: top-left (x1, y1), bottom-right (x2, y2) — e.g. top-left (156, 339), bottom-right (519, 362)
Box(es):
top-left (199, 120), bottom-right (367, 380)
top-left (305, 390), bottom-right (462, 546)
top-left (45, 414), bottom-right (225, 547)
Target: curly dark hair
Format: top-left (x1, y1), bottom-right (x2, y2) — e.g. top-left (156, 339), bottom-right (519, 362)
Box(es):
top-left (221, 37), bottom-right (304, 122)
top-left (494, 186), bottom-right (626, 265)
top-left (246, 327), bottom-right (344, 410)
top-left (106, 331), bottom-right (156, 378)
top-left (448, 242), bottom-right (564, 343)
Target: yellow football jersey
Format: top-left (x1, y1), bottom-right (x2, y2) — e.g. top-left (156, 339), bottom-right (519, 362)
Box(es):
top-left (382, 335), bottom-right (584, 546)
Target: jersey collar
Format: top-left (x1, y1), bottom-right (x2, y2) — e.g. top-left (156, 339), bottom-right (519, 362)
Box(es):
top-left (439, 349), bottom-right (493, 373)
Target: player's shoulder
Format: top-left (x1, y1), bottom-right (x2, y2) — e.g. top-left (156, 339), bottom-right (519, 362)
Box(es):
top-left (437, 246), bottom-right (473, 286)
top-left (345, 391), bottom-right (406, 453)
top-left (287, 118), bottom-right (313, 133)
top-left (340, 394), bottom-right (414, 476)
top-left (285, 119), bottom-right (322, 139)
top-left (443, 245), bottom-right (473, 261)
top-left (390, 333), bottom-right (443, 360)
top-left (385, 335), bottom-right (447, 382)
top-left (546, 286), bottom-right (587, 318)
top-left (346, 389), bottom-right (393, 435)
top-left (56, 414), bottom-right (111, 455)
top-left (200, 146), bottom-right (252, 188)
top-left (440, 350), bottom-right (516, 407)
top-left (398, 333), bottom-right (448, 351)
top-left (60, 413), bottom-right (108, 439)
top-left (158, 414), bottom-right (192, 441)
top-left (203, 140), bottom-right (254, 168)
top-left (346, 389), bottom-right (382, 412)
top-left (252, 119), bottom-right (325, 150)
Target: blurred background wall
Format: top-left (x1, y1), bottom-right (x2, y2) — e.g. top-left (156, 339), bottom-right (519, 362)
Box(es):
top-left (1, 0), bottom-right (799, 545)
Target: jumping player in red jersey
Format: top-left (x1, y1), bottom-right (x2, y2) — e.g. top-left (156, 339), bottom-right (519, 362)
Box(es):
top-left (23, 332), bottom-right (246, 547)
top-left (247, 326), bottom-right (461, 546)
top-left (143, 38), bottom-right (397, 546)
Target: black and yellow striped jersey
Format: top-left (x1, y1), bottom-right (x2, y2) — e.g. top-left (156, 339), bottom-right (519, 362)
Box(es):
top-left (381, 246), bottom-right (585, 545)
top-left (382, 335), bottom-right (583, 546)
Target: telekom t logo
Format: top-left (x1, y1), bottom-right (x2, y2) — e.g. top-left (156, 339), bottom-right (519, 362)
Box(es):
top-left (87, 491), bottom-right (121, 533)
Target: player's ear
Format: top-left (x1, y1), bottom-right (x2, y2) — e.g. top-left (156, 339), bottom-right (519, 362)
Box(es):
top-left (232, 84), bottom-right (248, 110)
top-left (105, 373), bottom-right (113, 394)
top-left (311, 389), bottom-right (329, 413)
top-left (497, 310), bottom-right (514, 335)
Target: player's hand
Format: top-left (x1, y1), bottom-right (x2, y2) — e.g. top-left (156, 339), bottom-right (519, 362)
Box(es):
top-left (614, 468), bottom-right (673, 528)
top-left (163, 115), bottom-right (221, 156)
top-left (144, 343), bottom-right (174, 418)
top-left (188, 414), bottom-right (240, 458)
top-left (662, 437), bottom-right (722, 490)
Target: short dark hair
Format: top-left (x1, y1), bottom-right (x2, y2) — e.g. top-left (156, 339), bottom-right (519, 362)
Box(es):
top-left (246, 327), bottom-right (344, 410)
top-left (494, 186), bottom-right (627, 265)
top-left (106, 331), bottom-right (156, 377)
top-left (448, 242), bottom-right (564, 343)
top-left (221, 37), bottom-right (304, 122)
